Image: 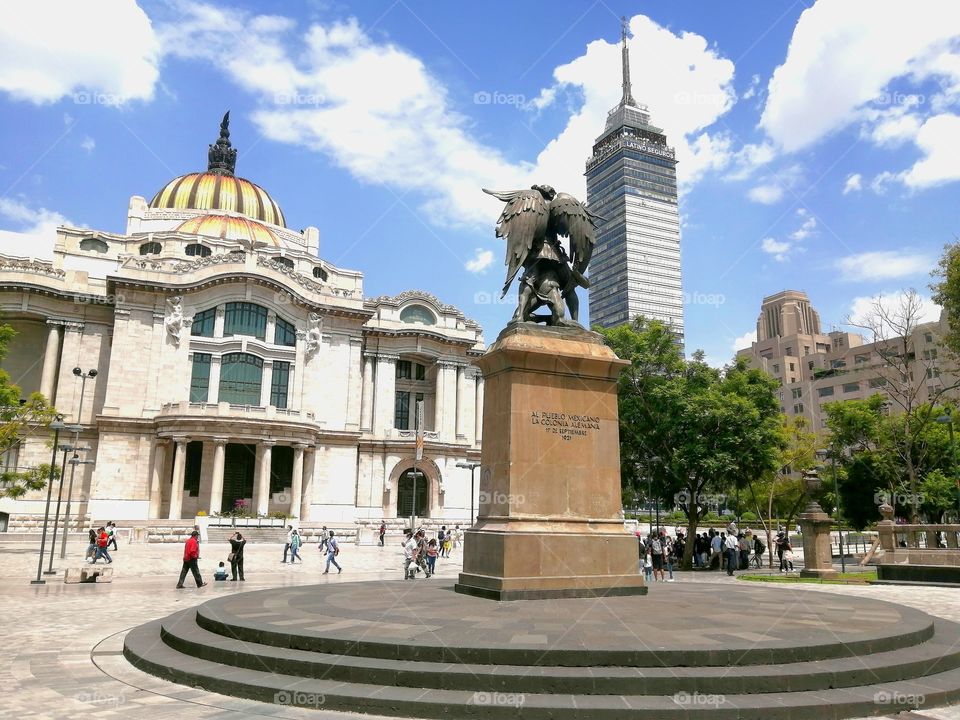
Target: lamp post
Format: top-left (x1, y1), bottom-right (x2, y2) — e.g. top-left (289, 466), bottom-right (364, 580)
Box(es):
top-left (45, 437), bottom-right (82, 575)
top-left (456, 461), bottom-right (480, 526)
top-left (32, 416), bottom-right (65, 585)
top-left (936, 410), bottom-right (958, 522)
top-left (57, 368), bottom-right (97, 559)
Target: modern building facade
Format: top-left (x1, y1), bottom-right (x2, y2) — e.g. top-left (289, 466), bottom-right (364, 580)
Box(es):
top-left (737, 290), bottom-right (955, 429)
top-left (586, 20), bottom-right (683, 344)
top-left (0, 117), bottom-right (484, 528)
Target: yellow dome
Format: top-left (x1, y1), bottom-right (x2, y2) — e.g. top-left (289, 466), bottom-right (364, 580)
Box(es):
top-left (177, 214), bottom-right (279, 246)
top-left (150, 172), bottom-right (286, 227)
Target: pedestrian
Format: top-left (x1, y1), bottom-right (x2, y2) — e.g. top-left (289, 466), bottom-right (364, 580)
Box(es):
top-left (415, 529), bottom-right (429, 577)
top-left (663, 534), bottom-right (675, 582)
top-left (290, 528), bottom-right (303, 563)
top-left (323, 530), bottom-right (342, 574)
top-left (649, 532), bottom-right (664, 582)
top-left (85, 527), bottom-right (97, 563)
top-left (229, 531), bottom-right (246, 581)
top-left (753, 534), bottom-right (766, 568)
top-left (403, 529), bottom-right (418, 579)
top-left (738, 533), bottom-right (750, 570)
top-left (91, 526), bottom-right (112, 564)
top-left (378, 522), bottom-right (386, 547)
top-left (106, 521), bottom-right (119, 551)
top-left (776, 532), bottom-right (793, 572)
top-left (709, 530), bottom-right (722, 570)
top-left (282, 525), bottom-right (293, 563)
top-left (454, 524), bottom-right (463, 549)
top-left (443, 533), bottom-right (453, 558)
top-left (176, 530), bottom-right (206, 589)
top-left (426, 539), bottom-right (438, 576)
top-left (214, 562), bottom-right (229, 581)
top-left (319, 525), bottom-right (329, 554)
top-left (437, 526), bottom-right (446, 557)
top-left (643, 550), bottom-right (653, 582)
top-left (724, 531), bottom-right (739, 576)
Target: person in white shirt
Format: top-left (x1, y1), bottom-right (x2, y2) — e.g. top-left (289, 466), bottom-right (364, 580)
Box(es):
top-left (282, 525), bottom-right (294, 563)
top-left (709, 532), bottom-right (723, 570)
top-left (402, 529), bottom-right (418, 580)
top-left (724, 532), bottom-right (739, 576)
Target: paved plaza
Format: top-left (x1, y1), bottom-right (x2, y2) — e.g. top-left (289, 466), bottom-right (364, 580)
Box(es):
top-left (3, 538), bottom-right (960, 719)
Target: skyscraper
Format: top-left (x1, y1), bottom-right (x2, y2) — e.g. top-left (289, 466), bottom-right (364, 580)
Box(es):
top-left (586, 19), bottom-right (682, 345)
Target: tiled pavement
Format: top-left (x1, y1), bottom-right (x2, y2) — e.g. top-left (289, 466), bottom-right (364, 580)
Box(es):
top-left (4, 537), bottom-right (960, 719)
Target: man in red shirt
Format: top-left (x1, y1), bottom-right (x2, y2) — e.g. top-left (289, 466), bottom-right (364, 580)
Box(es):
top-left (176, 530), bottom-right (206, 589)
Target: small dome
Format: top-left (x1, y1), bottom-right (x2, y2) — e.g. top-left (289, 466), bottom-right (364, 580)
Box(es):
top-left (150, 172), bottom-right (285, 227)
top-left (177, 214), bottom-right (279, 246)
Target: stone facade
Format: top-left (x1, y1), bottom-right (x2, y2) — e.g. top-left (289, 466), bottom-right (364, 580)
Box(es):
top-left (0, 136), bottom-right (483, 527)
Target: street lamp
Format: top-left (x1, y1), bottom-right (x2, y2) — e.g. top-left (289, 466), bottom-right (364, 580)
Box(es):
top-left (32, 415), bottom-right (65, 585)
top-left (57, 368), bottom-right (97, 560)
top-left (936, 410), bottom-right (958, 522)
top-left (816, 448), bottom-right (845, 573)
top-left (456, 461), bottom-right (480, 526)
top-left (45, 435), bottom-right (85, 575)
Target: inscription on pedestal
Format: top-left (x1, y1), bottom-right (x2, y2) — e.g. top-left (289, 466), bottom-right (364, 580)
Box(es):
top-left (530, 411), bottom-right (600, 441)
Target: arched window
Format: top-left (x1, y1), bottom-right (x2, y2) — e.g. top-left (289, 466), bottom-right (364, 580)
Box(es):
top-left (224, 302), bottom-right (267, 340)
top-left (399, 304), bottom-right (436, 325)
top-left (185, 243), bottom-right (211, 257)
top-left (396, 468), bottom-right (429, 518)
top-left (219, 353), bottom-right (263, 406)
top-left (139, 241), bottom-right (162, 256)
top-left (191, 308), bottom-right (215, 337)
top-left (274, 257), bottom-right (294, 270)
top-left (79, 238), bottom-right (108, 253)
top-left (312, 266), bottom-right (328, 281)
top-left (274, 316), bottom-right (296, 347)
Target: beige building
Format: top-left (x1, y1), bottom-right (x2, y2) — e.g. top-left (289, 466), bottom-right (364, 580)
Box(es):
top-left (737, 290), bottom-right (954, 429)
top-left (0, 118), bottom-right (483, 528)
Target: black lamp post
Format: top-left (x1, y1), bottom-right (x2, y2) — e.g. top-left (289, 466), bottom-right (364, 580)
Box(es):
top-left (44, 438), bottom-right (79, 575)
top-left (57, 368), bottom-right (97, 560)
top-left (32, 415), bottom-right (65, 585)
top-left (456, 461), bottom-right (480, 526)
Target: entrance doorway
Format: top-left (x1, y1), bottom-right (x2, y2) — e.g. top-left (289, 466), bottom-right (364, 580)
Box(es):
top-left (396, 468), bottom-right (428, 518)
top-left (222, 443), bottom-right (256, 514)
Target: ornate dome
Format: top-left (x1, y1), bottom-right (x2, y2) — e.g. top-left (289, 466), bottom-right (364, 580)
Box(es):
top-left (177, 213), bottom-right (279, 246)
top-left (148, 112), bottom-right (286, 228)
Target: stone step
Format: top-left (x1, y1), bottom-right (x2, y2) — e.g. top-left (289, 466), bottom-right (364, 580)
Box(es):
top-left (160, 607), bottom-right (960, 696)
top-left (123, 619), bottom-right (960, 720)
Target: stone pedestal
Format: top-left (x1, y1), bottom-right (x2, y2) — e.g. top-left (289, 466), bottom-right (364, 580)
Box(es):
top-left (455, 324), bottom-right (647, 600)
top-left (798, 510), bottom-right (839, 580)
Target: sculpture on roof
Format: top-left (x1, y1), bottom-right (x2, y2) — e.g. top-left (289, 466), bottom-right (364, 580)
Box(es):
top-left (482, 185), bottom-right (601, 327)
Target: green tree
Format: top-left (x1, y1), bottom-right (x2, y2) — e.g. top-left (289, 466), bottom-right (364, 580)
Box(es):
top-left (931, 241), bottom-right (960, 355)
top-left (599, 317), bottom-right (785, 569)
top-left (0, 318), bottom-right (59, 499)
top-left (919, 469), bottom-right (958, 523)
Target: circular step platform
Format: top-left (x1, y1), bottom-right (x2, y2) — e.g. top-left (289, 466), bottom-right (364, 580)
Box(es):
top-left (124, 581), bottom-right (960, 719)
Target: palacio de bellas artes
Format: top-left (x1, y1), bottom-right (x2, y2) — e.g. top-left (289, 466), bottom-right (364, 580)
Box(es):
top-left (7, 3), bottom-right (960, 720)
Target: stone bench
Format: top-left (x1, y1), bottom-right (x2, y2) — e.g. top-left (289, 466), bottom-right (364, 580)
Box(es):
top-left (64, 566), bottom-right (114, 584)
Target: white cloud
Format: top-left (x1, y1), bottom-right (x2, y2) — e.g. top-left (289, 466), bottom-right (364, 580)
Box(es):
top-left (760, 0), bottom-right (960, 153)
top-left (761, 237), bottom-right (791, 261)
top-left (746, 163), bottom-right (803, 204)
top-left (732, 329), bottom-right (757, 352)
top-left (789, 213), bottom-right (817, 240)
top-left (80, 137), bottom-right (96, 153)
top-left (741, 74), bottom-right (761, 100)
top-left (848, 291), bottom-right (940, 330)
top-left (0, 198), bottom-right (68, 260)
top-left (870, 170), bottom-right (897, 194)
top-left (0, 0), bottom-right (160, 104)
top-left (834, 250), bottom-right (933, 282)
top-left (725, 142), bottom-right (775, 181)
top-left (868, 111), bottom-right (922, 147)
top-left (842, 173), bottom-right (862, 194)
top-left (465, 248), bottom-right (494, 273)
top-left (748, 185), bottom-right (783, 204)
top-left (900, 113), bottom-right (960, 189)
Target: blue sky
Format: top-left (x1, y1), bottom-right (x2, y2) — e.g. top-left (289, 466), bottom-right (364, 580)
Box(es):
top-left (1, 1), bottom-right (959, 364)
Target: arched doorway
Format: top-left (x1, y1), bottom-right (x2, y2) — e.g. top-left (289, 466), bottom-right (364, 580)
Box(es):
top-left (396, 468), bottom-right (429, 518)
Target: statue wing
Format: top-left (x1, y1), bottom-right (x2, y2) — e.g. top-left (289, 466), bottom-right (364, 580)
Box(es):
top-left (482, 188), bottom-right (549, 297)
top-left (549, 193), bottom-right (603, 288)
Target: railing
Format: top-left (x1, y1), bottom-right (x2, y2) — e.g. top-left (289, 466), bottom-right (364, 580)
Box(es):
top-left (158, 401), bottom-right (315, 421)
top-left (878, 523), bottom-right (960, 551)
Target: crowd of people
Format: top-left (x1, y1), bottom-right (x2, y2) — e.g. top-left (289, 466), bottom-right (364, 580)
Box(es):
top-left (402, 525), bottom-right (462, 579)
top-left (640, 524), bottom-right (797, 576)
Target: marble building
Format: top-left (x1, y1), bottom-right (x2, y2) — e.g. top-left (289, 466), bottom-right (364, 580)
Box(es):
top-left (0, 117), bottom-right (484, 526)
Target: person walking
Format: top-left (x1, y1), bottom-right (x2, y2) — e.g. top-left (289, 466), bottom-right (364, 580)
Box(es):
top-left (176, 530), bottom-right (206, 588)
top-left (85, 527), bottom-right (97, 563)
top-left (426, 539), bottom-right (438, 576)
top-left (738, 533), bottom-right (750, 571)
top-left (319, 525), bottom-right (329, 554)
top-left (709, 531), bottom-right (722, 570)
top-left (229, 531), bottom-right (246, 581)
top-left (649, 532), bottom-right (664, 582)
top-left (323, 530), bottom-right (342, 574)
top-left (776, 532), bottom-right (792, 572)
top-left (282, 525), bottom-right (294, 563)
top-left (378, 522), bottom-right (386, 547)
top-left (437, 526), bottom-right (446, 557)
top-left (724, 531), bottom-right (739, 576)
top-left (290, 529), bottom-right (303, 563)
top-left (415, 529), bottom-right (429, 577)
top-left (106, 521), bottom-right (119, 551)
top-left (92, 526), bottom-right (113, 564)
top-left (663, 534), bottom-right (675, 582)
top-left (403, 529), bottom-right (418, 579)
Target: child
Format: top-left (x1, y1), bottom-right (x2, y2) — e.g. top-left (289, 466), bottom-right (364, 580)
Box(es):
top-left (214, 561), bottom-right (228, 581)
top-left (442, 534), bottom-right (452, 558)
top-left (644, 552), bottom-right (653, 582)
top-left (426, 539), bottom-right (438, 577)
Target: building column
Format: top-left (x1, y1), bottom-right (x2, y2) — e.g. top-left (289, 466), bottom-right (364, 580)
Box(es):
top-left (254, 440), bottom-right (275, 515)
top-left (148, 438), bottom-right (169, 519)
top-left (436, 361), bottom-right (458, 441)
top-left (168, 436), bottom-right (189, 520)
top-left (300, 446), bottom-right (315, 520)
top-left (39, 321), bottom-right (62, 401)
top-left (208, 437), bottom-right (228, 515)
top-left (290, 443), bottom-right (306, 518)
top-left (360, 353), bottom-right (375, 431)
top-left (474, 374), bottom-right (484, 444)
top-left (345, 337), bottom-right (363, 430)
top-left (455, 365), bottom-right (469, 439)
top-left (373, 354), bottom-right (397, 436)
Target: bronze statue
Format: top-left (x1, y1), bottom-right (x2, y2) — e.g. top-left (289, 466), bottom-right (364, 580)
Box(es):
top-left (483, 185), bottom-right (600, 326)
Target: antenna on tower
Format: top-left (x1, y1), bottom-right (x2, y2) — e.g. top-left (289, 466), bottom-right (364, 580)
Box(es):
top-left (620, 16), bottom-right (636, 107)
